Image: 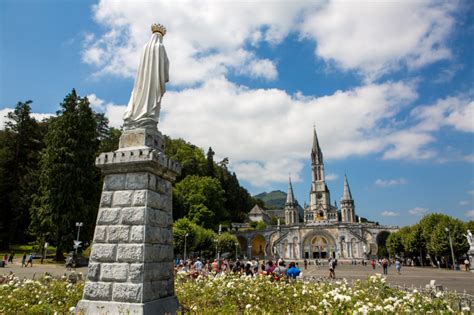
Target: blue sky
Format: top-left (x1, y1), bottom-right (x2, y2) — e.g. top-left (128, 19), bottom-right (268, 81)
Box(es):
top-left (1, 0), bottom-right (473, 226)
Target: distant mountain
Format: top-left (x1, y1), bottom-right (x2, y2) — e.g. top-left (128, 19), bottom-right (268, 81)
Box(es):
top-left (254, 190), bottom-right (305, 220)
top-left (253, 190), bottom-right (286, 209)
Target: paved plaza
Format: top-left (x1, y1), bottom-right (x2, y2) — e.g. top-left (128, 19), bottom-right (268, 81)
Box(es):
top-left (302, 262), bottom-right (474, 295)
top-left (2, 260), bottom-right (473, 295)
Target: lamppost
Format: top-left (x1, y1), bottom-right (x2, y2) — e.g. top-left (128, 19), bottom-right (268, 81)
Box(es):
top-left (214, 239), bottom-right (219, 259)
top-left (75, 222), bottom-right (83, 254)
top-left (248, 245), bottom-right (252, 260)
top-left (235, 242), bottom-right (239, 259)
top-left (445, 227), bottom-right (457, 270)
top-left (184, 233), bottom-right (189, 261)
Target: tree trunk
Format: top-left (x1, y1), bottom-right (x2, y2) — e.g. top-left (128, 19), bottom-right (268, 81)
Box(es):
top-left (54, 236), bottom-right (65, 261)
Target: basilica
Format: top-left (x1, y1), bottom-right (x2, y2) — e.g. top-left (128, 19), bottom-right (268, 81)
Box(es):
top-left (236, 128), bottom-right (398, 260)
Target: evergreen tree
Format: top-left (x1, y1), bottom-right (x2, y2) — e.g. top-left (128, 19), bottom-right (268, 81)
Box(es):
top-left (0, 101), bottom-right (46, 249)
top-left (30, 90), bottom-right (101, 260)
top-left (206, 147), bottom-right (216, 177)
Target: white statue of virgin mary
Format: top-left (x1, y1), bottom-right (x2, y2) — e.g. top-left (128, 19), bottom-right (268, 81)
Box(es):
top-left (123, 24), bottom-right (169, 130)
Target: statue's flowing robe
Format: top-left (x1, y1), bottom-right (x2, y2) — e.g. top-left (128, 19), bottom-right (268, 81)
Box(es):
top-left (123, 33), bottom-right (169, 129)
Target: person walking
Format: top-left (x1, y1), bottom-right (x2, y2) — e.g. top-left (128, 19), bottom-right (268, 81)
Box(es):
top-left (26, 253), bottom-right (33, 267)
top-left (382, 257), bottom-right (388, 275)
top-left (395, 258), bottom-right (401, 274)
top-left (464, 258), bottom-right (470, 272)
top-left (304, 259), bottom-right (308, 270)
top-left (328, 258), bottom-right (336, 279)
top-left (21, 253), bottom-right (26, 267)
top-left (371, 259), bottom-right (376, 270)
top-left (8, 252), bottom-right (14, 263)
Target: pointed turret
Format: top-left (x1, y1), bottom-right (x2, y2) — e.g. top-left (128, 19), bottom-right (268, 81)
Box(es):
top-left (340, 174), bottom-right (355, 223)
top-left (286, 177), bottom-right (296, 206)
top-left (285, 176), bottom-right (298, 225)
top-left (342, 175), bottom-right (353, 201)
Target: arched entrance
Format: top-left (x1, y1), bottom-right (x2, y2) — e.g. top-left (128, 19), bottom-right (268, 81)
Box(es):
top-left (237, 236), bottom-right (247, 257)
top-left (376, 231), bottom-right (391, 258)
top-left (251, 234), bottom-right (266, 258)
top-left (303, 232), bottom-right (336, 259)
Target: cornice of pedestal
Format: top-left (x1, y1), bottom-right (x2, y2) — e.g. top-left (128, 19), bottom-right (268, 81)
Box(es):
top-left (96, 148), bottom-right (181, 182)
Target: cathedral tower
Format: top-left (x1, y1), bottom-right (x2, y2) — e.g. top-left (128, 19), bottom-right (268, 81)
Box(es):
top-left (309, 127), bottom-right (332, 220)
top-left (340, 175), bottom-right (356, 223)
top-left (285, 177), bottom-right (298, 225)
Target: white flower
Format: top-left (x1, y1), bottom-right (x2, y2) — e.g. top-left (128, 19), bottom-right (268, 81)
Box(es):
top-left (246, 304), bottom-right (252, 309)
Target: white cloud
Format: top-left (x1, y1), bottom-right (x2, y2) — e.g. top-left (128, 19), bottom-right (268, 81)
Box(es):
top-left (87, 94), bottom-right (126, 128)
top-left (381, 211), bottom-right (400, 217)
top-left (411, 96), bottom-right (474, 133)
top-left (82, 0), bottom-right (309, 84)
top-left (83, 0), bottom-right (457, 84)
top-left (375, 178), bottom-right (407, 188)
top-left (408, 207), bottom-right (428, 216)
top-left (459, 200), bottom-right (470, 206)
top-left (0, 108), bottom-right (14, 129)
top-left (157, 77), bottom-right (420, 187)
top-left (465, 210), bottom-right (474, 218)
top-left (325, 173), bottom-right (339, 181)
top-left (0, 108), bottom-right (53, 130)
top-left (468, 190), bottom-right (474, 196)
top-left (300, 1), bottom-right (456, 81)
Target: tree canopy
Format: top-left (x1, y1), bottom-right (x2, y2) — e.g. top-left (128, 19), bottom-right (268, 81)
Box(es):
top-left (385, 213), bottom-right (470, 266)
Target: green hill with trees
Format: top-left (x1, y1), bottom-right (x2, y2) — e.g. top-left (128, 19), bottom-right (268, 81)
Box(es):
top-left (253, 190), bottom-right (287, 209)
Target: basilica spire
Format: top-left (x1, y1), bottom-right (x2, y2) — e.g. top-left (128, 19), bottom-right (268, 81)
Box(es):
top-left (342, 175), bottom-right (353, 201)
top-left (286, 176), bottom-right (296, 206)
top-left (311, 126), bottom-right (323, 166)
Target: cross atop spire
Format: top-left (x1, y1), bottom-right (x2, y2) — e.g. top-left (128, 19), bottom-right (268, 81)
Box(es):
top-left (342, 174), bottom-right (353, 201)
top-left (286, 176), bottom-right (296, 207)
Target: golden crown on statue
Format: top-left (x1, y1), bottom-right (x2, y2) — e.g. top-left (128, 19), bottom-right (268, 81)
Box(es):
top-left (151, 23), bottom-right (167, 36)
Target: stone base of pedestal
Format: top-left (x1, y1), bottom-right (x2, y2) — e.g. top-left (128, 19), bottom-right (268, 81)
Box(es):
top-left (77, 295), bottom-right (180, 315)
top-left (76, 128), bottom-right (181, 315)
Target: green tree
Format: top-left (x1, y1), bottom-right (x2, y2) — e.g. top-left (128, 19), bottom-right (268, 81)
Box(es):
top-left (174, 175), bottom-right (227, 228)
top-left (188, 204), bottom-right (215, 229)
top-left (217, 232), bottom-right (238, 256)
top-left (194, 225), bottom-right (217, 258)
top-left (206, 147), bottom-right (216, 177)
top-left (164, 137), bottom-right (207, 182)
top-left (0, 101), bottom-right (46, 249)
top-left (30, 90), bottom-right (101, 260)
top-left (386, 231), bottom-right (404, 256)
top-left (217, 167), bottom-right (254, 223)
top-left (173, 217), bottom-right (198, 257)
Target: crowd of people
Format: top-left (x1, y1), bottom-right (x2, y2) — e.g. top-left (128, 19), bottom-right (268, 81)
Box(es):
top-left (175, 257), bottom-right (304, 281)
top-left (174, 257), bottom-right (343, 280)
top-left (2, 253), bottom-right (34, 267)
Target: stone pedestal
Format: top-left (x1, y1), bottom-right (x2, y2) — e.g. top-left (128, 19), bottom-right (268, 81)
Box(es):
top-left (77, 129), bottom-right (181, 315)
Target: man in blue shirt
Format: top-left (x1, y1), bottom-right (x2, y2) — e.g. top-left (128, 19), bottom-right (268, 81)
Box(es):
top-left (286, 262), bottom-right (301, 279)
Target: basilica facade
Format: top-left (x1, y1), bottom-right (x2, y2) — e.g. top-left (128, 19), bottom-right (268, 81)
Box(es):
top-left (236, 128), bottom-right (398, 260)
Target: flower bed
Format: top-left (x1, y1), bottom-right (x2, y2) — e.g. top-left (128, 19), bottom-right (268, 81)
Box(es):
top-left (0, 272), bottom-right (470, 314)
top-left (0, 273), bottom-right (83, 314)
top-left (176, 273), bottom-right (469, 314)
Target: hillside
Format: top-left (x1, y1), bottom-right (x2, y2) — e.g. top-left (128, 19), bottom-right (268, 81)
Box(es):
top-left (253, 190), bottom-right (286, 209)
